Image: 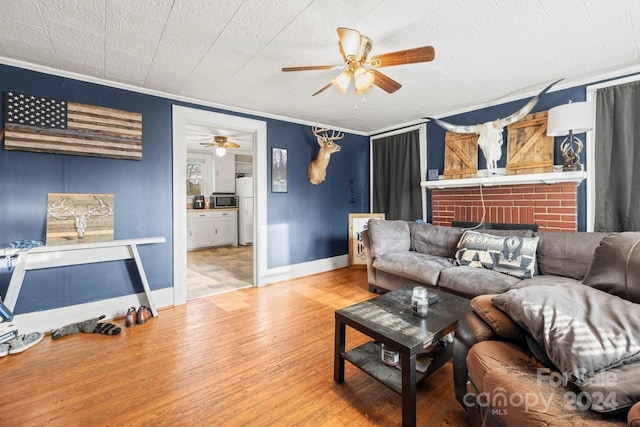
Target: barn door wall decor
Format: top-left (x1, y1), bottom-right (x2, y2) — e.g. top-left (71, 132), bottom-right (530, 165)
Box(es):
top-left (506, 111), bottom-right (553, 175)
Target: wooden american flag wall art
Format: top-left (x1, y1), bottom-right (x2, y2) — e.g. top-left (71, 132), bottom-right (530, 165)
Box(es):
top-left (2, 92), bottom-right (142, 160)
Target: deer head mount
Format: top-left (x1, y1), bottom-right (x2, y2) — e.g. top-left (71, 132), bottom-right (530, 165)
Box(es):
top-left (48, 196), bottom-right (113, 239)
top-left (308, 126), bottom-right (344, 185)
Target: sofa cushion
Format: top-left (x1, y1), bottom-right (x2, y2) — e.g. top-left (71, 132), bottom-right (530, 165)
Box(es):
top-left (409, 222), bottom-right (463, 258)
top-left (536, 231), bottom-right (609, 280)
top-left (438, 266), bottom-right (521, 298)
top-left (583, 231), bottom-right (640, 304)
top-left (580, 363), bottom-right (640, 414)
top-left (366, 219), bottom-right (410, 258)
top-left (372, 252), bottom-right (454, 287)
top-left (455, 230), bottom-right (539, 279)
top-left (492, 284), bottom-right (640, 387)
top-left (470, 294), bottom-right (523, 339)
top-left (513, 274), bottom-right (582, 289)
top-left (467, 341), bottom-right (622, 426)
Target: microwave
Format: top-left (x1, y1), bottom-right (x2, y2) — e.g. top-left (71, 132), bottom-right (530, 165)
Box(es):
top-left (211, 193), bottom-right (238, 209)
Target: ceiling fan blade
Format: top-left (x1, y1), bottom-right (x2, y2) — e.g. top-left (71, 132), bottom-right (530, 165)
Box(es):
top-left (372, 70), bottom-right (402, 93)
top-left (369, 46), bottom-right (435, 68)
top-left (312, 82), bottom-right (333, 96)
top-left (282, 65), bottom-right (336, 72)
top-left (224, 142), bottom-right (241, 148)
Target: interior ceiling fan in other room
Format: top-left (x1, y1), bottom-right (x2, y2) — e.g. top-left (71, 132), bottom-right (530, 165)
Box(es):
top-left (282, 27), bottom-right (435, 96)
top-left (200, 136), bottom-right (241, 157)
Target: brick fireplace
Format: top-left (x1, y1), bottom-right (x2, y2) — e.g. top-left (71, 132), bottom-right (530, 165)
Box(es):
top-left (430, 181), bottom-right (581, 232)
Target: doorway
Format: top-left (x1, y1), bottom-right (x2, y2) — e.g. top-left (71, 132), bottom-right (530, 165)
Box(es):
top-left (172, 106), bottom-right (268, 306)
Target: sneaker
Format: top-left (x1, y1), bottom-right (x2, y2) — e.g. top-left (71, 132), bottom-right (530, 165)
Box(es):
top-left (8, 332), bottom-right (43, 354)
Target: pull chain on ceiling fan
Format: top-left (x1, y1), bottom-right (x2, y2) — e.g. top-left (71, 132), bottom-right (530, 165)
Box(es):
top-left (282, 27), bottom-right (435, 96)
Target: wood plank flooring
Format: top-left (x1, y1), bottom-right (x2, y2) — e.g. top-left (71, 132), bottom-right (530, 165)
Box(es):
top-left (0, 268), bottom-right (470, 427)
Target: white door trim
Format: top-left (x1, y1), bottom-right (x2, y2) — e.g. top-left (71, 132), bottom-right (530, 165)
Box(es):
top-left (172, 106), bottom-right (268, 305)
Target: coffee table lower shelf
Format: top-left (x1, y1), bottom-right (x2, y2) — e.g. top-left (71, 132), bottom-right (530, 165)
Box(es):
top-left (341, 341), bottom-right (453, 395)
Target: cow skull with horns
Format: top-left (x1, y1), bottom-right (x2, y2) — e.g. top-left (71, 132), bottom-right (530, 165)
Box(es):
top-left (426, 79), bottom-right (563, 174)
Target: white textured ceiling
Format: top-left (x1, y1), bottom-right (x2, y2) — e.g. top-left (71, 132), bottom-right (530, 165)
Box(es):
top-left (1, 0), bottom-right (639, 135)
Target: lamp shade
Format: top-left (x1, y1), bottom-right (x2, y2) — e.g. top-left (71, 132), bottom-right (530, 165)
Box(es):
top-left (331, 70), bottom-right (352, 94)
top-left (354, 67), bottom-right (374, 94)
top-left (337, 27), bottom-right (361, 61)
top-left (216, 147), bottom-right (226, 157)
top-left (547, 101), bottom-right (595, 136)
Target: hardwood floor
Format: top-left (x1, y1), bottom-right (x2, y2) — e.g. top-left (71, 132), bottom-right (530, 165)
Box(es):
top-left (0, 268), bottom-right (470, 426)
top-left (187, 245), bottom-right (253, 299)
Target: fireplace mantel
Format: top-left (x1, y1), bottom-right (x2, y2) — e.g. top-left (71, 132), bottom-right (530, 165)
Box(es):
top-left (421, 170), bottom-right (586, 190)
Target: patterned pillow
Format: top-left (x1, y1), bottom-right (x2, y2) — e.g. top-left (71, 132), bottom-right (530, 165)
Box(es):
top-left (455, 230), bottom-right (539, 279)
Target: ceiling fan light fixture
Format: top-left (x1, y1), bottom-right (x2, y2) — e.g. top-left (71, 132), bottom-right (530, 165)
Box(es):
top-left (216, 147), bottom-right (226, 157)
top-left (354, 67), bottom-right (375, 94)
top-left (337, 27), bottom-right (361, 61)
top-left (331, 70), bottom-right (352, 94)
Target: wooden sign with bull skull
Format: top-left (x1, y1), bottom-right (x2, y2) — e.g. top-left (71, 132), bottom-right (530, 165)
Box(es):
top-left (308, 126), bottom-right (344, 185)
top-left (426, 79), bottom-right (562, 174)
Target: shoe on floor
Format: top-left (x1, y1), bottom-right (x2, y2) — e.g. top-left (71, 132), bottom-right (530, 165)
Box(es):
top-left (125, 306), bottom-right (137, 327)
top-left (8, 332), bottom-right (43, 355)
top-left (136, 306), bottom-right (152, 325)
top-left (0, 343), bottom-right (9, 357)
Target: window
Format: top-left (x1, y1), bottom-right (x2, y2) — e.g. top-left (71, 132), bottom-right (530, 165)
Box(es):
top-left (186, 158), bottom-right (205, 197)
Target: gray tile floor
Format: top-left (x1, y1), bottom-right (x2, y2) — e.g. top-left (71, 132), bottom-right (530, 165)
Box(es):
top-left (187, 245), bottom-right (253, 299)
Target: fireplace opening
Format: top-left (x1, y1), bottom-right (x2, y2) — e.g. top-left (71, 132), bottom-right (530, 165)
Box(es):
top-left (452, 221), bottom-right (539, 232)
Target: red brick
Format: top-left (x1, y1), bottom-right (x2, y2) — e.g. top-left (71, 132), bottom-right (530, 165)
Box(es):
top-left (536, 214), bottom-right (562, 221)
top-left (548, 221), bottom-right (577, 230)
top-left (548, 193), bottom-right (575, 200)
top-left (547, 207), bottom-right (576, 215)
top-left (534, 200), bottom-right (561, 207)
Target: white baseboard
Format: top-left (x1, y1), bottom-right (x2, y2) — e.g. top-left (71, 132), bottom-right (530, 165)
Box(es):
top-left (265, 254), bottom-right (349, 285)
top-left (10, 255), bottom-right (349, 333)
top-left (11, 287), bottom-right (174, 334)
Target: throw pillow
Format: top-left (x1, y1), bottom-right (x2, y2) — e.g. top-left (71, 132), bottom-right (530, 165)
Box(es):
top-left (492, 283), bottom-right (640, 386)
top-left (455, 230), bottom-right (539, 279)
top-left (582, 231), bottom-right (640, 304)
top-left (470, 294), bottom-right (523, 339)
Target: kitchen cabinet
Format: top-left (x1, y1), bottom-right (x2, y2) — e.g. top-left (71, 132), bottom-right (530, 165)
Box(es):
top-left (212, 210), bottom-right (237, 246)
top-left (187, 211), bottom-right (215, 250)
top-left (187, 210), bottom-right (237, 250)
top-left (235, 154), bottom-right (253, 176)
top-left (214, 153), bottom-right (236, 193)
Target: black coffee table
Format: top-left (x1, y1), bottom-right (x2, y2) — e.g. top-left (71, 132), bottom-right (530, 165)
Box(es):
top-left (334, 286), bottom-right (470, 427)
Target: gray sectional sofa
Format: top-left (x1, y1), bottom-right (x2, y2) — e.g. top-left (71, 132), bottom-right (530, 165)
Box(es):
top-left (362, 219), bottom-right (640, 425)
top-left (361, 219), bottom-right (608, 298)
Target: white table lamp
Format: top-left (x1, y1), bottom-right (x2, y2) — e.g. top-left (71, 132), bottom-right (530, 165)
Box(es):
top-left (547, 101), bottom-right (595, 171)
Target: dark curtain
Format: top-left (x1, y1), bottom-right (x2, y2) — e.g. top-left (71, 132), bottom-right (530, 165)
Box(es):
top-left (372, 129), bottom-right (422, 220)
top-left (594, 81), bottom-right (640, 231)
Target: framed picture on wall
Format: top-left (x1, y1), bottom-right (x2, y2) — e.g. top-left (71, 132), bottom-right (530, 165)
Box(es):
top-left (348, 213), bottom-right (385, 267)
top-left (272, 147), bottom-right (288, 193)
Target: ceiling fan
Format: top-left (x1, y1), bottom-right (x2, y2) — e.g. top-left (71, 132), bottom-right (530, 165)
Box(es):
top-left (200, 136), bottom-right (241, 156)
top-left (282, 27), bottom-right (435, 96)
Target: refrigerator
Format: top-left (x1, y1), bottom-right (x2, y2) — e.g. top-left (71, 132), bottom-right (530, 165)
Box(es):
top-left (236, 177), bottom-right (253, 245)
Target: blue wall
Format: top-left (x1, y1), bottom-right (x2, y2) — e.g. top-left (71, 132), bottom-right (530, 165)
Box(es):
top-left (0, 63), bottom-right (369, 314)
top-left (266, 121), bottom-right (369, 267)
top-left (426, 83), bottom-right (590, 230)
